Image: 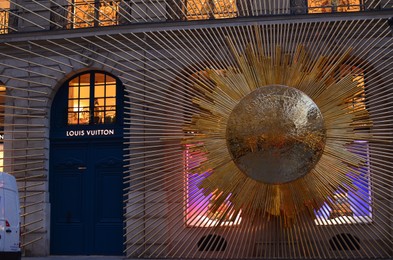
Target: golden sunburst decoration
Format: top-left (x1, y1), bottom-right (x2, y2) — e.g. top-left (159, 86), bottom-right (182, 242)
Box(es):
top-left (183, 26), bottom-right (372, 225)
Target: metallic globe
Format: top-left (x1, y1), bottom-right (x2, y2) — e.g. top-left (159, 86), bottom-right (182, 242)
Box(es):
top-left (226, 85), bottom-right (326, 184)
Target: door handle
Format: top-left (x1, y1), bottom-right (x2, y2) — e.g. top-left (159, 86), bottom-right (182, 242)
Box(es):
top-left (6, 229), bottom-right (12, 233)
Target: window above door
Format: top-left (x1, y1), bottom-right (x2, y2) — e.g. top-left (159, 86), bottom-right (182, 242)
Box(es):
top-left (67, 71), bottom-right (117, 125)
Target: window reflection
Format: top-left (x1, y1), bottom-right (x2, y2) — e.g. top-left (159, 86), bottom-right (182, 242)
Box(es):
top-left (67, 72), bottom-right (116, 125)
top-left (184, 144), bottom-right (242, 227)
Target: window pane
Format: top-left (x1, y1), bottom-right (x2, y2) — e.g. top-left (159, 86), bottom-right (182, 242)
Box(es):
top-left (67, 72), bottom-right (117, 126)
top-left (79, 72), bottom-right (90, 84)
top-left (106, 84), bottom-right (116, 97)
top-left (69, 77), bottom-right (79, 86)
top-left (79, 98), bottom-right (90, 110)
top-left (187, 0), bottom-right (237, 20)
top-left (68, 74), bottom-right (90, 125)
top-left (104, 110), bottom-right (116, 124)
top-left (106, 75), bottom-right (116, 83)
top-left (80, 106), bottom-right (90, 124)
top-left (95, 85), bottom-right (105, 98)
top-left (308, 0), bottom-right (361, 13)
top-left (79, 87), bottom-right (90, 99)
top-left (0, 1), bottom-right (10, 9)
top-left (106, 98), bottom-right (116, 107)
top-left (72, 0), bottom-right (95, 28)
top-left (0, 1), bottom-right (10, 34)
top-left (95, 73), bottom-right (105, 83)
top-left (99, 0), bottom-right (118, 26)
top-left (69, 0), bottom-right (119, 28)
top-left (68, 99), bottom-right (78, 111)
top-left (214, 0), bottom-right (237, 19)
top-left (95, 98), bottom-right (105, 108)
top-left (68, 112), bottom-right (77, 125)
top-left (93, 74), bottom-right (117, 125)
top-left (337, 0), bottom-right (361, 12)
top-left (69, 87), bottom-right (79, 99)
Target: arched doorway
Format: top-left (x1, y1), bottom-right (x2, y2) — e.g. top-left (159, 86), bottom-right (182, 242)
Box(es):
top-left (49, 71), bottom-right (124, 255)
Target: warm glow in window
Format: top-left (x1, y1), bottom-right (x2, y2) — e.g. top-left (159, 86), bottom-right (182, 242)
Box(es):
top-left (187, 0), bottom-right (237, 20)
top-left (0, 1), bottom-right (10, 34)
top-left (68, 73), bottom-right (91, 124)
top-left (67, 72), bottom-right (117, 125)
top-left (98, 0), bottom-right (118, 26)
top-left (71, 0), bottom-right (118, 28)
top-left (184, 144), bottom-right (242, 227)
top-left (308, 0), bottom-right (361, 13)
top-left (93, 73), bottom-right (116, 124)
top-left (341, 65), bottom-right (366, 113)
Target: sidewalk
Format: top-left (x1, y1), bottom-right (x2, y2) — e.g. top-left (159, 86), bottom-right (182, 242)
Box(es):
top-left (23, 256), bottom-right (126, 260)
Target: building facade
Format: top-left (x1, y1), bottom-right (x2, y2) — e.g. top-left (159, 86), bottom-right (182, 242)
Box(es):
top-left (1, 0), bottom-right (393, 258)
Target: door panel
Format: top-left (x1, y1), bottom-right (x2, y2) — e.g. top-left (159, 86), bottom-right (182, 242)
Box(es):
top-left (50, 143), bottom-right (88, 254)
top-left (50, 141), bottom-right (123, 255)
top-left (97, 171), bottom-right (123, 222)
top-left (93, 145), bottom-right (124, 254)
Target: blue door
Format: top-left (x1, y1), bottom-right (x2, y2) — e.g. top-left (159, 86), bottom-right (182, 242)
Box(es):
top-left (50, 71), bottom-right (124, 255)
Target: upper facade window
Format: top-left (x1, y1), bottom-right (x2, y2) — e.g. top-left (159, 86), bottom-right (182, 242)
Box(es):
top-left (308, 0), bottom-right (362, 13)
top-left (67, 72), bottom-right (117, 125)
top-left (2, 0), bottom-right (385, 33)
top-left (186, 0), bottom-right (237, 20)
top-left (50, 0), bottom-right (119, 29)
top-left (70, 0), bottom-right (118, 28)
top-left (0, 1), bottom-right (10, 34)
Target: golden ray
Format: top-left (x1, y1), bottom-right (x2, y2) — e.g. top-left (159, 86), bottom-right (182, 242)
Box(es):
top-left (183, 25), bottom-right (372, 224)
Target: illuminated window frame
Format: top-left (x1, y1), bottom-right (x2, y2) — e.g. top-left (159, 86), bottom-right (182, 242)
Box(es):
top-left (67, 71), bottom-right (117, 126)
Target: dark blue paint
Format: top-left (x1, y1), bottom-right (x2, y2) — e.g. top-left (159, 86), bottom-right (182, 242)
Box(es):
top-left (50, 71), bottom-right (124, 255)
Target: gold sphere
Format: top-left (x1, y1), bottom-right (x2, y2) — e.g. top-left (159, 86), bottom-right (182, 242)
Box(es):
top-left (226, 85), bottom-right (326, 184)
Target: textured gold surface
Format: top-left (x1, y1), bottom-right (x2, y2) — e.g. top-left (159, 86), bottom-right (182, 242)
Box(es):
top-left (226, 85), bottom-right (326, 184)
top-left (183, 27), bottom-right (373, 223)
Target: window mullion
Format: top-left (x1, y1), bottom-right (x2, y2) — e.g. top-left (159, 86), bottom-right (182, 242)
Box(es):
top-left (90, 72), bottom-right (95, 124)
